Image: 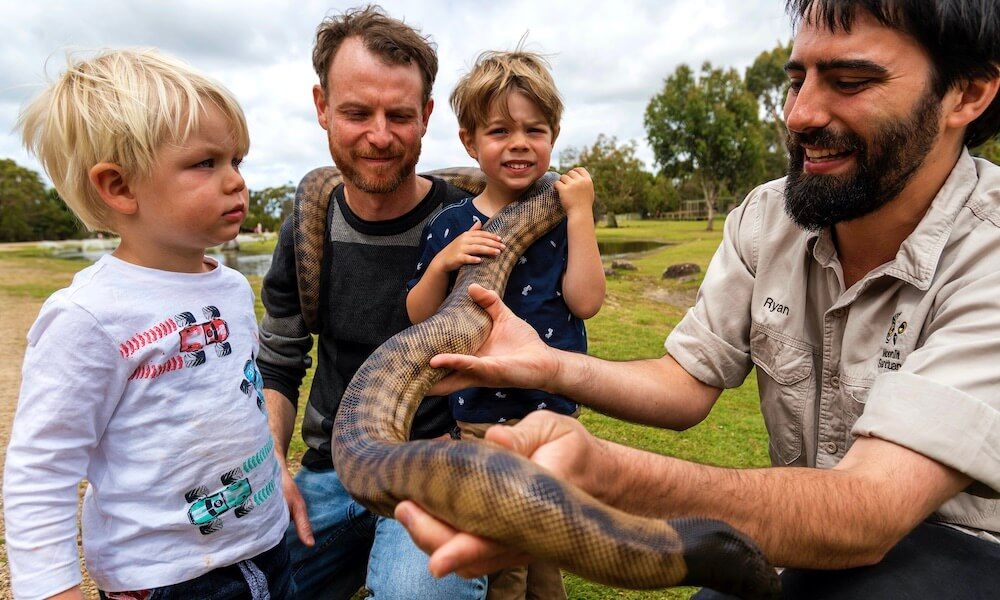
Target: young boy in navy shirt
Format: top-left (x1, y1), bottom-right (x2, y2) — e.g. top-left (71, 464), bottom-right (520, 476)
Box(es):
top-left (405, 50), bottom-right (606, 600)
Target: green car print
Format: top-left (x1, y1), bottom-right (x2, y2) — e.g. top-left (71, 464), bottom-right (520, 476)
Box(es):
top-left (185, 468), bottom-right (255, 535)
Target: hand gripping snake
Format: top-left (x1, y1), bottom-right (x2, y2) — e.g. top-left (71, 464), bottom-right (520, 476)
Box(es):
top-left (293, 166), bottom-right (781, 598)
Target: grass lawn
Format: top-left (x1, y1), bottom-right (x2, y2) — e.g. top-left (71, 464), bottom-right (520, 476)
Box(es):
top-left (0, 217), bottom-right (769, 599)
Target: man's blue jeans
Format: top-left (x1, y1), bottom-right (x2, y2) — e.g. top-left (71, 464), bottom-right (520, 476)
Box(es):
top-left (285, 465), bottom-right (487, 600)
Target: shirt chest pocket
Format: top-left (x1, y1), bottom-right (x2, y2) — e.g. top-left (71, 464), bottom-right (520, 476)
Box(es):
top-left (750, 323), bottom-right (815, 466)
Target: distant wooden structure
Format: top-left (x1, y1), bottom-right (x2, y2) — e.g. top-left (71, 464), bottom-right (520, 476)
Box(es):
top-left (662, 198), bottom-right (738, 221)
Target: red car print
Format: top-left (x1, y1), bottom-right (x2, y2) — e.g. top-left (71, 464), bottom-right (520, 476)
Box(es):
top-left (174, 306), bottom-right (232, 367)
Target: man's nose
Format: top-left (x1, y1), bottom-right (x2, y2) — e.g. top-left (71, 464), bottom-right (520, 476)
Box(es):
top-left (784, 77), bottom-right (832, 134)
top-left (366, 115), bottom-right (392, 148)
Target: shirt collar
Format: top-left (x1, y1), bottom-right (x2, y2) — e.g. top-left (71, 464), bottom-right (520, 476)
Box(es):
top-left (808, 148), bottom-right (979, 290)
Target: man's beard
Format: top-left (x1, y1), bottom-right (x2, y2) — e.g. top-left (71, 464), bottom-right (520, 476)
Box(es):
top-left (784, 90), bottom-right (941, 231)
top-left (330, 140), bottom-right (421, 195)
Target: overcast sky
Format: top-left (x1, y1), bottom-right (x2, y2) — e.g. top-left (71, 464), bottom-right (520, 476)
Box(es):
top-left (0, 0), bottom-right (791, 190)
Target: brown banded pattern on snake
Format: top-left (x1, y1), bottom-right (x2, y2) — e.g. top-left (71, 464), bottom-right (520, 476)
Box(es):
top-left (292, 166), bottom-right (781, 598)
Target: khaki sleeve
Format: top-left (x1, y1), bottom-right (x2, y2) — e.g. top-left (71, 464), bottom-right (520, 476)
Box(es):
top-left (665, 187), bottom-right (764, 389)
top-left (854, 266), bottom-right (1000, 496)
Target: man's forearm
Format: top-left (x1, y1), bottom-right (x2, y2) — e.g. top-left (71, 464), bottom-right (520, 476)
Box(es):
top-left (593, 435), bottom-right (970, 568)
top-left (265, 389), bottom-right (298, 460)
top-left (550, 351), bottom-right (721, 430)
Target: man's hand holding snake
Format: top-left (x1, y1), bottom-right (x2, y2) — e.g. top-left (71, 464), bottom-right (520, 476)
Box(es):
top-left (396, 410), bottom-right (610, 579)
top-left (428, 284), bottom-right (562, 396)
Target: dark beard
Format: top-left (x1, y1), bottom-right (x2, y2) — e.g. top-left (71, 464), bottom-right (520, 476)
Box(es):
top-left (331, 142), bottom-right (422, 195)
top-left (783, 91), bottom-right (940, 231)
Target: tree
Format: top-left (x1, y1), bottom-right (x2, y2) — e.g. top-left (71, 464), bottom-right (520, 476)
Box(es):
top-left (645, 63), bottom-right (764, 230)
top-left (746, 41), bottom-right (794, 180)
top-left (246, 184), bottom-right (295, 232)
top-left (558, 135), bottom-right (651, 227)
top-left (0, 158), bottom-right (82, 242)
top-left (644, 174), bottom-right (680, 218)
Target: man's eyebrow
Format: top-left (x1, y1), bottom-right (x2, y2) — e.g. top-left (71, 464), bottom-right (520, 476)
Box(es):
top-left (784, 59), bottom-right (889, 75)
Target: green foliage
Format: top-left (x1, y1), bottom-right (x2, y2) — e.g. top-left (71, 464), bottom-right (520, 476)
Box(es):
top-left (746, 41), bottom-right (794, 181)
top-left (645, 174), bottom-right (681, 217)
top-left (560, 135), bottom-right (659, 225)
top-left (745, 41), bottom-right (792, 131)
top-left (645, 63), bottom-right (765, 229)
top-left (0, 159), bottom-right (83, 242)
top-left (973, 136), bottom-right (1000, 165)
top-left (246, 184), bottom-right (295, 233)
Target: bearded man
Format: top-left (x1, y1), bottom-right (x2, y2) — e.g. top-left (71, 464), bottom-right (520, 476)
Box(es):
top-left (395, 1), bottom-right (1000, 598)
top-left (256, 6), bottom-right (485, 600)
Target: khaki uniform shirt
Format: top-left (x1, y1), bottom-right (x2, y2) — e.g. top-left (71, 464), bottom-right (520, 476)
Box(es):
top-left (666, 150), bottom-right (1000, 536)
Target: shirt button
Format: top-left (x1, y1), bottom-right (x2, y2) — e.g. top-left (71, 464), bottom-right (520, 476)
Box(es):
top-left (832, 308), bottom-right (846, 318)
top-left (823, 442), bottom-right (838, 454)
top-left (831, 375), bottom-right (840, 388)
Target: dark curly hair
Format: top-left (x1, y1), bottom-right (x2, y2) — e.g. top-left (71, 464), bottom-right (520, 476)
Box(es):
top-left (786, 0), bottom-right (1000, 147)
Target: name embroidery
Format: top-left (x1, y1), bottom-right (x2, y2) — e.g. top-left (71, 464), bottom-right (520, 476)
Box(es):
top-left (763, 297), bottom-right (789, 315)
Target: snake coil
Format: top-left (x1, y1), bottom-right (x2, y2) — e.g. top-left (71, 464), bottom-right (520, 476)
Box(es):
top-left (293, 166), bottom-right (780, 598)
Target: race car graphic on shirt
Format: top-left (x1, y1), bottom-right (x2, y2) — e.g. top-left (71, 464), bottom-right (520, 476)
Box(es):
top-left (184, 438), bottom-right (278, 535)
top-left (176, 306), bottom-right (232, 367)
top-left (240, 353), bottom-right (266, 412)
top-left (125, 306), bottom-right (233, 379)
top-left (185, 474), bottom-right (253, 535)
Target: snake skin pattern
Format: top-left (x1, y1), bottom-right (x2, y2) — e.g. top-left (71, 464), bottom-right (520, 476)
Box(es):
top-left (294, 167), bottom-right (781, 598)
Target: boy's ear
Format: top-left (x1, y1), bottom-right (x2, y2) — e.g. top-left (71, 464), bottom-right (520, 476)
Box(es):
top-left (89, 163), bottom-right (138, 216)
top-left (459, 128), bottom-right (478, 160)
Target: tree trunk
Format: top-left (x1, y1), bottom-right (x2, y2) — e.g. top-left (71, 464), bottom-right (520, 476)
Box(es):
top-left (700, 180), bottom-right (717, 231)
top-left (606, 211), bottom-right (619, 228)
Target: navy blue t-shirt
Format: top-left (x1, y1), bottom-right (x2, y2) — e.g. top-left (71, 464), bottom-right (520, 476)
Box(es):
top-left (407, 197), bottom-right (586, 423)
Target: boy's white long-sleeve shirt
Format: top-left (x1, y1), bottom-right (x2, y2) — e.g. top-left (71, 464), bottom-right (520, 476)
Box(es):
top-left (3, 255), bottom-right (287, 598)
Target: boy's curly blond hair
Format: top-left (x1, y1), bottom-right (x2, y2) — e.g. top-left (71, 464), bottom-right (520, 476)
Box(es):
top-left (450, 50), bottom-right (563, 140)
top-left (18, 48), bottom-right (249, 233)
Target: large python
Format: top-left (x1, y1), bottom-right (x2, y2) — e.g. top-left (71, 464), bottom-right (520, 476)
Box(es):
top-left (293, 166), bottom-right (781, 598)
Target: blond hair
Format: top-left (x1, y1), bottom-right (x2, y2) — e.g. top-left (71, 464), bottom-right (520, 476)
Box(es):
top-left (450, 50), bottom-right (562, 140)
top-left (18, 48), bottom-right (250, 233)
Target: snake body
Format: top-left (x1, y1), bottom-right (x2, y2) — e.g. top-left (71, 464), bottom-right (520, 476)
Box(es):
top-left (294, 167), bottom-right (780, 598)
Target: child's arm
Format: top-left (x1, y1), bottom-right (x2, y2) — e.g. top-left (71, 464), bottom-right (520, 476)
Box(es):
top-left (3, 298), bottom-right (124, 600)
top-left (556, 167), bottom-right (606, 319)
top-left (407, 220), bottom-right (505, 324)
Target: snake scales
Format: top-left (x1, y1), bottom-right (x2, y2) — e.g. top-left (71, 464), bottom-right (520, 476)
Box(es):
top-left (293, 166), bottom-right (780, 598)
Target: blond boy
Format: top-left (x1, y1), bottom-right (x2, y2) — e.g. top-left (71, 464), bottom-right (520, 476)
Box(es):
top-left (4, 49), bottom-right (291, 599)
top-left (405, 50), bottom-right (606, 600)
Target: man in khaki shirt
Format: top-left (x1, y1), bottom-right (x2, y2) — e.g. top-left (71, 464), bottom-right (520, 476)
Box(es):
top-left (394, 1), bottom-right (1000, 598)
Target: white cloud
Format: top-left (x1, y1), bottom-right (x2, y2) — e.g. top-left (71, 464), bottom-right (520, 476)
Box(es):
top-left (0, 0), bottom-right (791, 189)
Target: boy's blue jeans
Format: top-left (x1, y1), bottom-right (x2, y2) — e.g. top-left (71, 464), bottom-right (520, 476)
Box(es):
top-left (286, 465), bottom-right (487, 600)
top-left (98, 541), bottom-right (294, 599)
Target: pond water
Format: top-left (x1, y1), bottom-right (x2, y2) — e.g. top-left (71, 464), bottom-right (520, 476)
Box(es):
top-left (597, 240), bottom-right (668, 258)
top-left (57, 239), bottom-right (668, 278)
top-left (55, 248), bottom-right (276, 277)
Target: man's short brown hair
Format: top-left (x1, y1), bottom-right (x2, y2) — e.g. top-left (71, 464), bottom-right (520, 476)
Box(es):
top-left (312, 5), bottom-right (438, 105)
top-left (449, 50), bottom-right (563, 141)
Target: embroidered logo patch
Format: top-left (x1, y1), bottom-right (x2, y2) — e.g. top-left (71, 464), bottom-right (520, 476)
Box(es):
top-left (885, 312), bottom-right (908, 346)
top-left (877, 312), bottom-right (908, 372)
